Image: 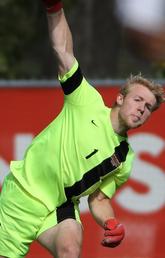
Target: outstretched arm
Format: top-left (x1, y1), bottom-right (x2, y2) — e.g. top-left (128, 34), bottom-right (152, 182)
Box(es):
top-left (88, 189), bottom-right (125, 248)
top-left (42, 0), bottom-right (75, 76)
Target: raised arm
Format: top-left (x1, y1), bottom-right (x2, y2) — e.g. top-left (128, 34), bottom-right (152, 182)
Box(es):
top-left (42, 0), bottom-right (75, 76)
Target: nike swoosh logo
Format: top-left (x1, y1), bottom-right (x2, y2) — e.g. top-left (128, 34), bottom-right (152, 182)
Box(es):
top-left (91, 120), bottom-right (98, 127)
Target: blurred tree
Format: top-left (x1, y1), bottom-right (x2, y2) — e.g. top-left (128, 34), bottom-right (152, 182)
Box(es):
top-left (69, 0), bottom-right (122, 78)
top-left (0, 0), bottom-right (76, 79)
top-left (0, 0), bottom-right (46, 78)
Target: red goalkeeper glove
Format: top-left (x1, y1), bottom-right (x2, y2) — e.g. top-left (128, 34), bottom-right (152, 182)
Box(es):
top-left (42, 0), bottom-right (63, 14)
top-left (102, 218), bottom-right (125, 248)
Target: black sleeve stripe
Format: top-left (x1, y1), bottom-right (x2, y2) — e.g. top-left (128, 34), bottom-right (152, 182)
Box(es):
top-left (60, 66), bottom-right (83, 95)
top-left (57, 201), bottom-right (76, 223)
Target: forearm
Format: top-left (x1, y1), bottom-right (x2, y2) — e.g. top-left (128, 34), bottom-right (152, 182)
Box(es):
top-left (88, 190), bottom-right (115, 228)
top-left (43, 1), bottom-right (75, 75)
top-left (88, 189), bottom-right (125, 248)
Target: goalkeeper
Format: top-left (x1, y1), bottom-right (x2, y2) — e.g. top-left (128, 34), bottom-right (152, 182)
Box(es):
top-left (0, 1), bottom-right (164, 257)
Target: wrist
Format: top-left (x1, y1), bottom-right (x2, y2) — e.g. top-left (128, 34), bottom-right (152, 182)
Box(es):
top-left (42, 0), bottom-right (63, 14)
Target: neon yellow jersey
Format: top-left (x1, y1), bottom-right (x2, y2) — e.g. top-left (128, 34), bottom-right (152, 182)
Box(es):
top-left (10, 60), bottom-right (135, 211)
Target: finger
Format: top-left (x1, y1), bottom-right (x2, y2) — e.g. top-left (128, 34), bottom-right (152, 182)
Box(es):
top-left (104, 224), bottom-right (125, 236)
top-left (103, 234), bottom-right (124, 243)
top-left (101, 238), bottom-right (122, 248)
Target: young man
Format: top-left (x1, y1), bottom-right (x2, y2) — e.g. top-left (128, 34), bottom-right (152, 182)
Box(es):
top-left (0, 1), bottom-right (164, 257)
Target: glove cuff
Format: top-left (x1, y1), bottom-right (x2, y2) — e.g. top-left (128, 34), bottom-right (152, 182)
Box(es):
top-left (42, 0), bottom-right (63, 14)
top-left (104, 218), bottom-right (119, 230)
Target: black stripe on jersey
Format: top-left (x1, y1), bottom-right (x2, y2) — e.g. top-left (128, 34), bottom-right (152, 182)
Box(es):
top-left (57, 201), bottom-right (76, 223)
top-left (56, 140), bottom-right (129, 223)
top-left (60, 66), bottom-right (83, 95)
top-left (65, 140), bottom-right (129, 199)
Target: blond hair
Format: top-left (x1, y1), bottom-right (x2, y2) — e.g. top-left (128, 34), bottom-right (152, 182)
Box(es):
top-left (119, 74), bottom-right (165, 111)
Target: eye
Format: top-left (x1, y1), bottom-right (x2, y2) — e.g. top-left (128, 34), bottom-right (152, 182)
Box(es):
top-left (134, 97), bottom-right (140, 102)
top-left (146, 104), bottom-right (152, 111)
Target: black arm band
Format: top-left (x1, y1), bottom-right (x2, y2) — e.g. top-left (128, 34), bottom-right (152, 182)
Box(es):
top-left (60, 66), bottom-right (83, 95)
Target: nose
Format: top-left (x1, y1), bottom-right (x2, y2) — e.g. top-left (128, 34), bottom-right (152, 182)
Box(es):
top-left (137, 103), bottom-right (145, 114)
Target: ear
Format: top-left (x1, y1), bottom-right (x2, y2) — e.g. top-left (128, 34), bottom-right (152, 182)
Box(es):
top-left (116, 93), bottom-right (124, 106)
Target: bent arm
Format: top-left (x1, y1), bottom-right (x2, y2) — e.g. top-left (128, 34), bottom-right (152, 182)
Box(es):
top-left (88, 189), bottom-right (125, 248)
top-left (88, 189), bottom-right (115, 228)
top-left (47, 9), bottom-right (75, 76)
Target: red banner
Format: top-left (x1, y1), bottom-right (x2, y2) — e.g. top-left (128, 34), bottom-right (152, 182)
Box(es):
top-left (0, 86), bottom-right (165, 258)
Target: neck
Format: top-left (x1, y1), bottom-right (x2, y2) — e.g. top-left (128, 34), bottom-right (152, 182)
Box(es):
top-left (110, 107), bottom-right (128, 136)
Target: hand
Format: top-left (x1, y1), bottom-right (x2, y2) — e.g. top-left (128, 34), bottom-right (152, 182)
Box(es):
top-left (42, 0), bottom-right (63, 13)
top-left (101, 218), bottom-right (125, 248)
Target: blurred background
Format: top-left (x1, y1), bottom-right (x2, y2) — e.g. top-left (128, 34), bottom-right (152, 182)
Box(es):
top-left (0, 0), bottom-right (165, 258)
top-left (0, 0), bottom-right (165, 79)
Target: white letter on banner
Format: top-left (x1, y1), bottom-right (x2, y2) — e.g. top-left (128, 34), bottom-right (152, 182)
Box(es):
top-left (14, 133), bottom-right (33, 160)
top-left (0, 158), bottom-right (9, 185)
top-left (116, 133), bottom-right (165, 213)
top-left (0, 134), bottom-right (33, 187)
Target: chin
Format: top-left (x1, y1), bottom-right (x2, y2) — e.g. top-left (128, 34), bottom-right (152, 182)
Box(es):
top-left (134, 124), bottom-right (142, 129)
top-left (133, 121), bottom-right (143, 129)
top-left (127, 120), bottom-right (142, 129)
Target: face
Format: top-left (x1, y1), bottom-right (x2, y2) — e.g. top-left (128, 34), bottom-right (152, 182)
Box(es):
top-left (117, 84), bottom-right (157, 130)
